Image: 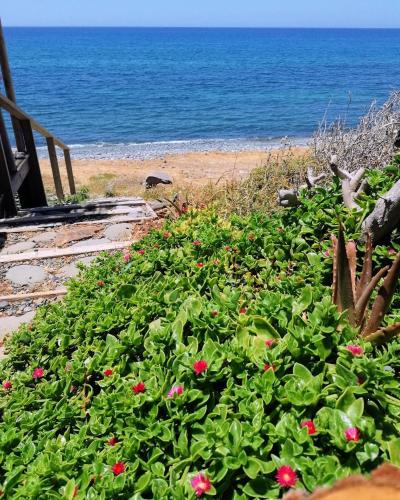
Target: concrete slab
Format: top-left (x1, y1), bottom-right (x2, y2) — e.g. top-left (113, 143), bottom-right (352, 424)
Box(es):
top-left (6, 265), bottom-right (47, 285)
top-left (1, 241), bottom-right (36, 254)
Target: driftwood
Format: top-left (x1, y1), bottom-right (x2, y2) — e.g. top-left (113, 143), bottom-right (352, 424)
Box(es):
top-left (278, 167), bottom-right (326, 207)
top-left (329, 155), bottom-right (368, 211)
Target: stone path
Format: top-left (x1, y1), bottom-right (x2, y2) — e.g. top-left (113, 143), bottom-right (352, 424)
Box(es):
top-left (0, 197), bottom-right (164, 356)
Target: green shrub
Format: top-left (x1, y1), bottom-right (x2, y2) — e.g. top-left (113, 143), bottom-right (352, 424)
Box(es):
top-left (1, 169), bottom-right (400, 498)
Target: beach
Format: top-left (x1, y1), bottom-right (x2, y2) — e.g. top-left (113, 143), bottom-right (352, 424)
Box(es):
top-left (40, 147), bottom-right (309, 197)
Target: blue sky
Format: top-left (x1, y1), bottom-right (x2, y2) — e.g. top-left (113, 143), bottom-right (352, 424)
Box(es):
top-left (2, 0), bottom-right (400, 28)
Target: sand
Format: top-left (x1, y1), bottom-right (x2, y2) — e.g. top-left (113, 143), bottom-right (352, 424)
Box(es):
top-left (39, 147), bottom-right (308, 198)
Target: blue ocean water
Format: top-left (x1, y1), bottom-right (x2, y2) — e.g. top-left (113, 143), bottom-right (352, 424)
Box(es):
top-left (3, 27), bottom-right (400, 159)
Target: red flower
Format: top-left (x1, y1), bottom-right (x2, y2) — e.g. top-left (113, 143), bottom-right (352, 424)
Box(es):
top-left (211, 310), bottom-right (219, 317)
top-left (168, 385), bottom-right (183, 398)
top-left (112, 462), bottom-right (125, 476)
top-left (239, 307), bottom-right (247, 314)
top-left (191, 473), bottom-right (212, 497)
top-left (276, 465), bottom-right (297, 488)
top-left (301, 420), bottom-right (316, 435)
top-left (213, 259), bottom-right (221, 265)
top-left (263, 363), bottom-right (275, 372)
top-left (33, 367), bottom-right (44, 379)
top-left (224, 245), bottom-right (231, 251)
top-left (345, 427), bottom-right (360, 442)
top-left (2, 380), bottom-right (12, 390)
top-left (132, 382), bottom-right (146, 394)
top-left (163, 231), bottom-right (172, 238)
top-left (103, 369), bottom-right (113, 377)
top-left (196, 262), bottom-right (204, 268)
top-left (193, 360), bottom-right (208, 375)
top-left (123, 253), bottom-right (131, 262)
top-left (108, 436), bottom-right (118, 446)
top-left (265, 339), bottom-right (275, 348)
top-left (346, 345), bottom-right (364, 356)
top-left (137, 249), bottom-right (145, 255)
top-left (192, 240), bottom-right (201, 246)
top-left (97, 280), bottom-right (105, 287)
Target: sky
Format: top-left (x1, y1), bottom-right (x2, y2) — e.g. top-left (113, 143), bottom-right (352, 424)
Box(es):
top-left (2, 0), bottom-right (400, 28)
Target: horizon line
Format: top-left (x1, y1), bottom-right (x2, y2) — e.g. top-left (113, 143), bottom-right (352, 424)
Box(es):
top-left (3, 25), bottom-right (400, 30)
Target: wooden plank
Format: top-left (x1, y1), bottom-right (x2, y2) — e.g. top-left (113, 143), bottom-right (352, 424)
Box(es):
top-left (0, 20), bottom-right (25, 151)
top-left (0, 133), bottom-right (17, 217)
top-left (0, 214), bottom-right (156, 234)
top-left (0, 93), bottom-right (68, 150)
top-left (63, 148), bottom-right (76, 195)
top-left (0, 207), bottom-right (153, 226)
top-left (46, 137), bottom-right (64, 200)
top-left (0, 288), bottom-right (67, 302)
top-left (23, 198), bottom-right (147, 214)
top-left (17, 119), bottom-right (48, 209)
top-left (0, 240), bottom-right (133, 264)
top-left (0, 108), bottom-right (16, 172)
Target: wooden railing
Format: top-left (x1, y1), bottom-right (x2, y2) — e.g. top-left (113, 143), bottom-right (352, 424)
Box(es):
top-left (0, 19), bottom-right (75, 218)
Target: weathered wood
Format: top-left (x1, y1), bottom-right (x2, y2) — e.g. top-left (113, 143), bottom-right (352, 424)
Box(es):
top-left (46, 137), bottom-right (64, 200)
top-left (0, 240), bottom-right (133, 264)
top-left (17, 120), bottom-right (48, 209)
top-left (0, 19), bottom-right (25, 151)
top-left (63, 148), bottom-right (76, 195)
top-left (10, 155), bottom-right (30, 192)
top-left (0, 134), bottom-right (17, 217)
top-left (0, 288), bottom-right (67, 302)
top-left (0, 109), bottom-right (16, 172)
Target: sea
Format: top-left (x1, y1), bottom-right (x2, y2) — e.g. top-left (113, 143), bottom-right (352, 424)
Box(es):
top-left (3, 27), bottom-right (400, 159)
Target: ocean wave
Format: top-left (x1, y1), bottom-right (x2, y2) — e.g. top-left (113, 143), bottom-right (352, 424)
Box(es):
top-left (36, 136), bottom-right (310, 161)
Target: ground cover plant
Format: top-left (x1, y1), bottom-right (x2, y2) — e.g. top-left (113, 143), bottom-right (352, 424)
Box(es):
top-left (1, 166), bottom-right (400, 498)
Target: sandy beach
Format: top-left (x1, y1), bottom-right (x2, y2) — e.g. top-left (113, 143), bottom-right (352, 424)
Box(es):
top-left (40, 147), bottom-right (309, 198)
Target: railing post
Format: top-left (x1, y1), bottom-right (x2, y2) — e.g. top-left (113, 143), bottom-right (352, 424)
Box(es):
top-left (0, 109), bottom-right (16, 172)
top-left (46, 137), bottom-right (64, 200)
top-left (18, 119), bottom-right (47, 208)
top-left (0, 19), bottom-right (25, 152)
top-left (63, 148), bottom-right (76, 195)
top-left (0, 134), bottom-right (17, 217)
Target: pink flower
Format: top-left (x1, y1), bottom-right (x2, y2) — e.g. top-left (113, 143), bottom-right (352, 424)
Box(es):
top-left (137, 249), bottom-right (145, 255)
top-left (196, 262), bottom-right (204, 268)
top-left (276, 465), bottom-right (297, 488)
top-left (103, 369), bottom-right (113, 377)
top-left (323, 248), bottom-right (332, 257)
top-left (191, 473), bottom-right (212, 497)
top-left (33, 367), bottom-right (44, 379)
top-left (265, 339), bottom-right (275, 348)
top-left (132, 382), bottom-right (146, 394)
top-left (112, 462), bottom-right (125, 476)
top-left (389, 248), bottom-right (397, 255)
top-left (193, 360), bottom-right (208, 375)
top-left (2, 380), bottom-right (12, 390)
top-left (213, 259), bottom-right (220, 266)
top-left (346, 345), bottom-right (364, 356)
top-left (263, 363), bottom-right (275, 372)
top-left (239, 307), bottom-right (247, 314)
top-left (192, 240), bottom-right (201, 246)
top-left (301, 420), bottom-right (316, 435)
top-left (108, 436), bottom-right (118, 446)
top-left (168, 385), bottom-right (183, 398)
top-left (123, 253), bottom-right (131, 262)
top-left (345, 427), bottom-right (360, 442)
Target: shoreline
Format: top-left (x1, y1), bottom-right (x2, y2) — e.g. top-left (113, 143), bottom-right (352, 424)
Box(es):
top-left (39, 146), bottom-right (309, 198)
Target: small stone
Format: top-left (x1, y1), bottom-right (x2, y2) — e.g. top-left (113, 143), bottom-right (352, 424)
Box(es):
top-left (71, 238), bottom-right (110, 248)
top-left (6, 265), bottom-right (47, 285)
top-left (54, 225), bottom-right (100, 247)
top-left (104, 223), bottom-right (132, 241)
top-left (1, 241), bottom-right (36, 254)
top-left (0, 310), bottom-right (35, 338)
top-left (30, 231), bottom-right (58, 243)
top-left (145, 171), bottom-right (173, 188)
top-left (59, 255), bottom-right (96, 278)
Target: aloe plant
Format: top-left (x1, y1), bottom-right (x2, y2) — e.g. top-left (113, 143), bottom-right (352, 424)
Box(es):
top-left (332, 225), bottom-right (400, 342)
